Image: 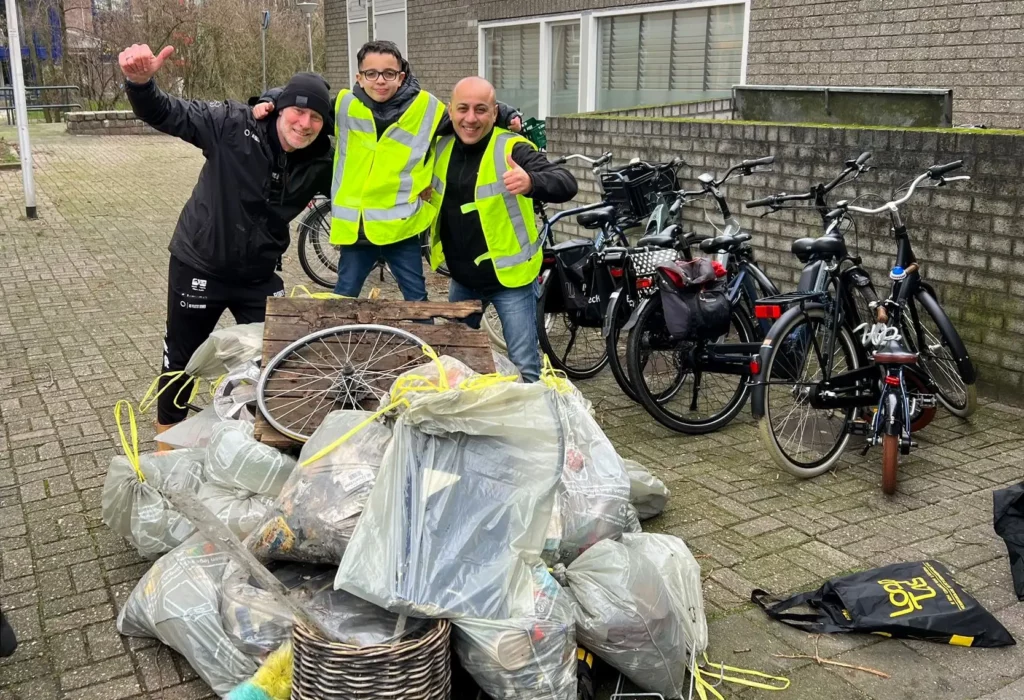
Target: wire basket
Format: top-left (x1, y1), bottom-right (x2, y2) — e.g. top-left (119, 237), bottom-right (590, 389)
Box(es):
top-left (600, 164), bottom-right (680, 227)
top-left (291, 619), bottom-right (452, 699)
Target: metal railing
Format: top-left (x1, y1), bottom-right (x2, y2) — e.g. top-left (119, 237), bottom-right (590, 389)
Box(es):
top-left (0, 85), bottom-right (82, 124)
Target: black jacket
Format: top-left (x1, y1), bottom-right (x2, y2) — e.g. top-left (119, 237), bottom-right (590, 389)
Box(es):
top-left (127, 79), bottom-right (334, 283)
top-left (438, 131), bottom-right (578, 293)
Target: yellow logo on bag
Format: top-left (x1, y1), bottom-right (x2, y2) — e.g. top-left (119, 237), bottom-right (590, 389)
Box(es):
top-left (879, 576), bottom-right (937, 618)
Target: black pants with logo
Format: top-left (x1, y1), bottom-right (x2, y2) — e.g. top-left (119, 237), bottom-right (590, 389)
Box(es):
top-left (158, 256), bottom-right (284, 425)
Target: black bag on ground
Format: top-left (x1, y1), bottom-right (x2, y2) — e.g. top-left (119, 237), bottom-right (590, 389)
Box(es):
top-left (656, 258), bottom-right (731, 341)
top-left (993, 482), bottom-right (1024, 600)
top-left (550, 241), bottom-right (613, 327)
top-left (0, 609), bottom-right (17, 658)
top-left (752, 560), bottom-right (1015, 648)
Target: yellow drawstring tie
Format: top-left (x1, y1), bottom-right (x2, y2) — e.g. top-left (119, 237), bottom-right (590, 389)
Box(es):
top-left (114, 400), bottom-right (145, 482)
top-left (694, 652), bottom-right (790, 700)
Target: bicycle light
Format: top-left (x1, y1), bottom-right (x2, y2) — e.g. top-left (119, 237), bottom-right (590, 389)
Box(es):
top-left (755, 304), bottom-right (783, 320)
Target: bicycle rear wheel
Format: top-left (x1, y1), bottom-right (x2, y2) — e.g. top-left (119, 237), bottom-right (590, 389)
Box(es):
top-left (626, 293), bottom-right (754, 434)
top-left (605, 291), bottom-right (641, 403)
top-left (537, 273), bottom-right (609, 379)
top-left (297, 201), bottom-right (339, 289)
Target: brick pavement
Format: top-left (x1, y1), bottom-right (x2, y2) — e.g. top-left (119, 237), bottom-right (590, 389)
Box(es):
top-left (0, 125), bottom-right (1022, 699)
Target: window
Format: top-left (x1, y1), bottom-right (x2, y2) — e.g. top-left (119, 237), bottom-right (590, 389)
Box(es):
top-left (374, 0), bottom-right (408, 57)
top-left (478, 2), bottom-right (747, 117)
top-left (597, 4), bottom-right (744, 110)
top-left (549, 22), bottom-right (581, 116)
top-left (484, 24), bottom-right (540, 119)
top-left (347, 0), bottom-right (369, 78)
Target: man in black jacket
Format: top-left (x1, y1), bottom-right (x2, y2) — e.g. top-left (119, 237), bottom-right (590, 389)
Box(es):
top-left (119, 43), bottom-right (334, 441)
top-left (433, 77), bottom-right (577, 382)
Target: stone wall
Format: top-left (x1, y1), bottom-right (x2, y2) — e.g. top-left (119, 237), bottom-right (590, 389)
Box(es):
top-left (65, 112), bottom-right (158, 136)
top-left (323, 0), bottom-right (348, 95)
top-left (599, 99), bottom-right (735, 120)
top-left (546, 113), bottom-right (1024, 403)
top-left (745, 0), bottom-right (1024, 130)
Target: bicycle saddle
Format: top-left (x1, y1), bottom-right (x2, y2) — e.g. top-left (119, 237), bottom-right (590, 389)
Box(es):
top-left (699, 232), bottom-right (752, 254)
top-left (792, 235), bottom-right (847, 263)
top-left (576, 206), bottom-right (616, 230)
top-left (873, 338), bottom-right (918, 365)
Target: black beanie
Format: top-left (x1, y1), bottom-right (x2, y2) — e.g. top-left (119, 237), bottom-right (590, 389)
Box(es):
top-left (277, 72), bottom-right (333, 126)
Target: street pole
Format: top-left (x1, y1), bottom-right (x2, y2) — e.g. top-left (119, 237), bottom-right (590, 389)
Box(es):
top-left (261, 10), bottom-right (270, 92)
top-left (4, 0), bottom-right (37, 219)
top-left (296, 2), bottom-right (318, 72)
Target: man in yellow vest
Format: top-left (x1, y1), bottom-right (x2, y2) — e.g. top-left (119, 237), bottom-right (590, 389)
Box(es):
top-left (258, 41), bottom-right (521, 299)
top-left (429, 77), bottom-right (577, 382)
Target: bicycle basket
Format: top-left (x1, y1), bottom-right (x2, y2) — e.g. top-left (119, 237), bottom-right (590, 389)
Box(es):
top-left (600, 163), bottom-right (680, 227)
top-left (521, 118), bottom-right (546, 150)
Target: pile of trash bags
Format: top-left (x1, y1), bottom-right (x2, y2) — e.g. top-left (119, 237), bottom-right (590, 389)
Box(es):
top-left (106, 329), bottom-right (698, 698)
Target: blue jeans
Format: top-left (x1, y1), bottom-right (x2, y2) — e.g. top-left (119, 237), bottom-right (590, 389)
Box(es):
top-left (449, 279), bottom-right (541, 383)
top-left (334, 236), bottom-right (428, 301)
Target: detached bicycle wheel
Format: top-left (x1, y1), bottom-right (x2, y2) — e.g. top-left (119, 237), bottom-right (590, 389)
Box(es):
top-left (257, 325), bottom-right (428, 442)
top-left (297, 200), bottom-right (339, 289)
top-left (536, 273), bottom-right (608, 379)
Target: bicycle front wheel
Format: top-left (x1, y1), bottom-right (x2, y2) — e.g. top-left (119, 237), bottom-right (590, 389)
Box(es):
top-left (626, 293), bottom-right (754, 434)
top-left (907, 289), bottom-right (977, 418)
top-left (605, 290), bottom-right (642, 403)
top-left (758, 307), bottom-right (861, 477)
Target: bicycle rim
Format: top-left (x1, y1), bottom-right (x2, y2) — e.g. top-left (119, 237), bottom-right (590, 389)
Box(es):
top-left (482, 304), bottom-right (507, 352)
top-left (257, 325), bottom-right (428, 442)
top-left (760, 309), bottom-right (860, 477)
top-left (908, 298), bottom-right (975, 416)
top-left (297, 205), bottom-right (339, 289)
top-left (627, 294), bottom-right (752, 434)
top-left (606, 294), bottom-right (641, 403)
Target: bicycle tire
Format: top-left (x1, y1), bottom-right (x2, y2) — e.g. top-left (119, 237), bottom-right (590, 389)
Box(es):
top-left (881, 433), bottom-right (898, 495)
top-left (908, 289), bottom-right (978, 418)
top-left (757, 306), bottom-right (861, 478)
top-left (605, 291), bottom-right (641, 403)
top-left (482, 305), bottom-right (508, 352)
top-left (536, 273), bottom-right (609, 379)
top-left (297, 202), bottom-right (339, 289)
top-left (420, 229), bottom-right (450, 278)
top-left (626, 293), bottom-right (754, 435)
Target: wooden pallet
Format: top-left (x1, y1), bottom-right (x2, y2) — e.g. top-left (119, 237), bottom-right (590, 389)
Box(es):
top-left (254, 297), bottom-right (495, 449)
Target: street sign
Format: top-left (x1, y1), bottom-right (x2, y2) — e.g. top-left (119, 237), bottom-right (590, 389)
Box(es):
top-left (261, 10), bottom-right (271, 30)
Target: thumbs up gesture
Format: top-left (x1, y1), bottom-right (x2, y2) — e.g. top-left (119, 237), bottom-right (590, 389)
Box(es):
top-left (503, 153), bottom-right (533, 196)
top-left (119, 44), bottom-right (175, 85)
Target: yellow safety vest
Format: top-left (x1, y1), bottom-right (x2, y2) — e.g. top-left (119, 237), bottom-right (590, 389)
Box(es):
top-left (429, 128), bottom-right (542, 289)
top-left (330, 89), bottom-right (444, 246)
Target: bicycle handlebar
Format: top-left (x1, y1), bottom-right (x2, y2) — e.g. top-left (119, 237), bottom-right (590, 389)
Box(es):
top-left (831, 163), bottom-right (970, 216)
top-left (744, 152), bottom-right (872, 210)
top-left (928, 160), bottom-right (963, 178)
top-left (555, 152), bottom-right (614, 168)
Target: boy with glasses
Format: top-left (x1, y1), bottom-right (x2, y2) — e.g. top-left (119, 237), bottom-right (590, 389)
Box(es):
top-left (256, 40), bottom-right (520, 300)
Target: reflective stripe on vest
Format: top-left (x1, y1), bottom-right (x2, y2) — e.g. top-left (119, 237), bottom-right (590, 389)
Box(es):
top-left (476, 131), bottom-right (539, 270)
top-left (330, 90), bottom-right (442, 242)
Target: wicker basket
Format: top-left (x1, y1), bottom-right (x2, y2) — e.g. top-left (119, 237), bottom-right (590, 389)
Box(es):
top-left (291, 619), bottom-right (452, 699)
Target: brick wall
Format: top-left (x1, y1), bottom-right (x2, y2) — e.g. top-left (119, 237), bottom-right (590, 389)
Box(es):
top-left (547, 114), bottom-right (1024, 403)
top-left (600, 98), bottom-right (735, 120)
top-left (65, 112), bottom-right (158, 136)
top-left (407, 0), bottom-right (478, 98)
top-left (323, 0), bottom-right (348, 93)
top-left (746, 0), bottom-right (1024, 130)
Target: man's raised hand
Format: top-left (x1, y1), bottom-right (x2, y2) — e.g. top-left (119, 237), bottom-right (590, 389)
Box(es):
top-left (119, 44), bottom-right (175, 85)
top-left (502, 154), bottom-right (533, 196)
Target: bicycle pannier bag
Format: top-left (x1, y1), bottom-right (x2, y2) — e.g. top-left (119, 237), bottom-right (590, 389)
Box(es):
top-left (752, 560), bottom-right (1015, 648)
top-left (656, 258), bottom-right (731, 341)
top-left (550, 241), bottom-right (613, 327)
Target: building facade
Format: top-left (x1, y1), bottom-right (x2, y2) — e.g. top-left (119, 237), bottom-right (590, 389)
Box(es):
top-left (325, 0), bottom-right (1024, 129)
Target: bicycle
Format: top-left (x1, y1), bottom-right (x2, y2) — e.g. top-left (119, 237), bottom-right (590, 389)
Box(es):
top-left (823, 161), bottom-right (976, 493)
top-left (621, 157), bottom-right (779, 433)
top-left (749, 160), bottom-right (975, 487)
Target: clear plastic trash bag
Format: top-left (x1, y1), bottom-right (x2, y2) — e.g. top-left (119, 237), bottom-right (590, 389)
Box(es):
top-left (213, 362), bottom-right (261, 423)
top-left (335, 381), bottom-right (564, 620)
top-left (185, 323), bottom-right (265, 380)
top-left (249, 410), bottom-right (392, 564)
top-left (198, 482), bottom-right (274, 539)
top-left (563, 533), bottom-right (707, 698)
top-left (625, 459), bottom-right (670, 521)
top-left (101, 449), bottom-right (205, 559)
top-left (117, 536), bottom-right (259, 696)
top-left (158, 405), bottom-right (225, 449)
top-left (454, 565), bottom-right (577, 700)
top-left (205, 421), bottom-right (296, 496)
top-left (221, 559), bottom-right (427, 655)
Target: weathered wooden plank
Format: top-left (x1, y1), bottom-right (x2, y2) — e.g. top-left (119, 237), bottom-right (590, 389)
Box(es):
top-left (266, 297), bottom-right (483, 321)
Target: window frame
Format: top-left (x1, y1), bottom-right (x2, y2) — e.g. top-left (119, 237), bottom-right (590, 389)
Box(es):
top-left (373, 0), bottom-right (409, 58)
top-left (347, 0), bottom-right (370, 80)
top-left (478, 0), bottom-right (749, 118)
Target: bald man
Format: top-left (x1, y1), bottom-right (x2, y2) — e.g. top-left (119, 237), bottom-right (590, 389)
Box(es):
top-left (426, 77), bottom-right (577, 382)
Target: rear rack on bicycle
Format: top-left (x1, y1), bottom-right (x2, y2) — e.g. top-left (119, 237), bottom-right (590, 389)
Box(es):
top-left (754, 291), bottom-right (830, 319)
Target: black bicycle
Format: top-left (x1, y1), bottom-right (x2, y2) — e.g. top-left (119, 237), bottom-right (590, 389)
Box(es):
top-left (621, 157), bottom-right (779, 434)
top-left (749, 160), bottom-right (975, 484)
